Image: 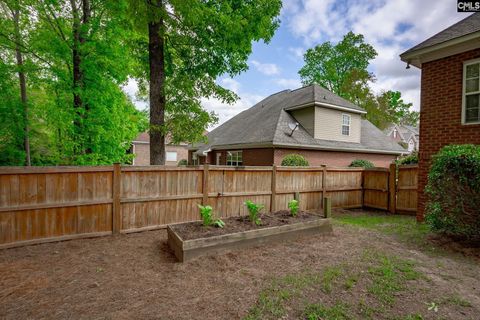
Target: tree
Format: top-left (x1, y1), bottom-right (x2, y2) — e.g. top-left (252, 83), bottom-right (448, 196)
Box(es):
top-left (299, 31), bottom-right (377, 100)
top-left (128, 0), bottom-right (282, 164)
top-left (299, 32), bottom-right (419, 130)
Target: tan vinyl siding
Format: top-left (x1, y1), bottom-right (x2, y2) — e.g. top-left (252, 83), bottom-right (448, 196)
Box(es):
top-left (291, 107), bottom-right (315, 136)
top-left (314, 107), bottom-right (361, 143)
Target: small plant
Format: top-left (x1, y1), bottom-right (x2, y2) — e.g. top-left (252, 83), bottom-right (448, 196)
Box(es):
top-left (281, 154), bottom-right (309, 166)
top-left (198, 204), bottom-right (213, 226)
top-left (349, 159), bottom-right (375, 168)
top-left (198, 205), bottom-right (225, 228)
top-left (177, 159), bottom-right (188, 166)
top-left (288, 199), bottom-right (299, 216)
top-left (396, 152), bottom-right (418, 165)
top-left (244, 200), bottom-right (264, 225)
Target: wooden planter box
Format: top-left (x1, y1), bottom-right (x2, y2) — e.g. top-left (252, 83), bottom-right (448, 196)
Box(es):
top-left (167, 218), bottom-right (332, 262)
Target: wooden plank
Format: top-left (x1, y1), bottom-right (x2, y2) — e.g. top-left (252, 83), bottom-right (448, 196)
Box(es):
top-left (271, 165), bottom-right (276, 212)
top-left (112, 163), bottom-right (121, 234)
top-left (0, 199), bottom-right (114, 212)
top-left (202, 164), bottom-right (209, 205)
top-left (389, 163), bottom-right (396, 214)
top-left (322, 165), bottom-right (326, 208)
top-left (0, 166), bottom-right (113, 174)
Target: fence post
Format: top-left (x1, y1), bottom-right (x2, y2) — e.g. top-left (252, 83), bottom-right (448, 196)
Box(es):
top-left (361, 169), bottom-right (365, 208)
top-left (321, 165), bottom-right (327, 208)
top-left (388, 163), bottom-right (397, 214)
top-left (323, 197), bottom-right (331, 218)
top-left (202, 163), bottom-right (209, 205)
top-left (270, 165), bottom-right (277, 212)
top-left (112, 163), bottom-right (121, 234)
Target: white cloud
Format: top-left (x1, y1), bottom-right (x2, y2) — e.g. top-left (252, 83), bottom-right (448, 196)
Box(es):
top-left (250, 60), bottom-right (281, 75)
top-left (282, 0), bottom-right (466, 111)
top-left (274, 78), bottom-right (302, 89)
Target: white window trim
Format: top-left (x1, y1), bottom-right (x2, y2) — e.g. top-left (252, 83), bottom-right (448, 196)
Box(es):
top-left (226, 150), bottom-right (243, 166)
top-left (341, 114), bottom-right (351, 136)
top-left (462, 58), bottom-right (480, 125)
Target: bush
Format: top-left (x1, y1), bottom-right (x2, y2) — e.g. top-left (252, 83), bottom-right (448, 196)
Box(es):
top-left (288, 199), bottom-right (299, 217)
top-left (281, 154), bottom-right (309, 166)
top-left (177, 159), bottom-right (188, 166)
top-left (396, 152), bottom-right (418, 165)
top-left (349, 159), bottom-right (374, 168)
top-left (425, 145), bottom-right (480, 241)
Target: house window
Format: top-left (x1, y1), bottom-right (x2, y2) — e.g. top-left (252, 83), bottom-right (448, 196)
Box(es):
top-left (408, 140), bottom-right (415, 152)
top-left (393, 129), bottom-right (397, 138)
top-left (226, 151), bottom-right (243, 166)
top-left (342, 114), bottom-right (351, 136)
top-left (191, 153), bottom-right (199, 165)
top-left (166, 151), bottom-right (177, 162)
top-left (463, 60), bottom-right (480, 124)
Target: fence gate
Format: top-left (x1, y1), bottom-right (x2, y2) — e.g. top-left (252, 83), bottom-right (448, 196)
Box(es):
top-left (395, 164), bottom-right (418, 215)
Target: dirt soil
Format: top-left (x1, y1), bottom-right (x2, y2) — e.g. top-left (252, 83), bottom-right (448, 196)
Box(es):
top-left (1, 210), bottom-right (480, 320)
top-left (173, 210), bottom-right (320, 240)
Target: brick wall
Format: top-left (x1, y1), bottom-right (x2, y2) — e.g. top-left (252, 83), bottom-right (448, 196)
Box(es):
top-left (417, 48), bottom-right (480, 220)
top-left (274, 149), bottom-right (396, 167)
top-left (133, 142), bottom-right (188, 166)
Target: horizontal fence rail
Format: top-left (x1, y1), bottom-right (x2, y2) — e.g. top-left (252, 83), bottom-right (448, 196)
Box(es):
top-left (0, 163), bottom-right (418, 249)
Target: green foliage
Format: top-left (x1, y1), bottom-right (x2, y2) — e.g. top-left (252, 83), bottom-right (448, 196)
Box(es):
top-left (287, 199), bottom-right (299, 217)
top-left (0, 0), bottom-right (147, 165)
top-left (177, 159), bottom-right (188, 166)
top-left (244, 200), bottom-right (264, 225)
top-left (281, 154), bottom-right (309, 166)
top-left (299, 32), bottom-right (377, 98)
top-left (197, 204), bottom-right (224, 228)
top-left (425, 145), bottom-right (480, 240)
top-left (198, 204), bottom-right (213, 226)
top-left (129, 0), bottom-right (282, 146)
top-left (397, 152), bottom-right (418, 165)
top-left (299, 32), bottom-right (419, 130)
top-left (349, 159), bottom-right (374, 168)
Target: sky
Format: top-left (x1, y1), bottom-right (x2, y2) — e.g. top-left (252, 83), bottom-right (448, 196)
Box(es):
top-left (125, 0), bottom-right (469, 128)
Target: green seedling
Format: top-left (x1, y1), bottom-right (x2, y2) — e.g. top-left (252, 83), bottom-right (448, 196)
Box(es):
top-left (244, 200), bottom-right (264, 225)
top-left (288, 199), bottom-right (299, 216)
top-left (198, 204), bottom-right (225, 228)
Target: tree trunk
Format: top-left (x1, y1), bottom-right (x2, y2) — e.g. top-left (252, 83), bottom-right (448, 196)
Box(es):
top-left (148, 0), bottom-right (166, 165)
top-left (71, 0), bottom-right (91, 155)
top-left (12, 5), bottom-right (31, 166)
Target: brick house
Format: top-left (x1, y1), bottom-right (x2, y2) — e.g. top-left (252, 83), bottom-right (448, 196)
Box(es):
top-left (384, 124), bottom-right (419, 153)
top-left (189, 84), bottom-right (405, 167)
top-left (131, 132), bottom-right (189, 166)
top-left (400, 13), bottom-right (480, 220)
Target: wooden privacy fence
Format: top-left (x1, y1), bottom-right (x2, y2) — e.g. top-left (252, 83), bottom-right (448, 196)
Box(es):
top-left (0, 163), bottom-right (417, 249)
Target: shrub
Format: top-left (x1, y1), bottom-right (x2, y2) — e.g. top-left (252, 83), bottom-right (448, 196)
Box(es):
top-left (197, 205), bottom-right (225, 228)
top-left (396, 152), bottom-right (418, 165)
top-left (425, 145), bottom-right (480, 241)
top-left (281, 154), bottom-right (309, 166)
top-left (177, 159), bottom-right (188, 166)
top-left (244, 200), bottom-right (264, 225)
top-left (288, 199), bottom-right (299, 217)
top-left (349, 159), bottom-right (375, 168)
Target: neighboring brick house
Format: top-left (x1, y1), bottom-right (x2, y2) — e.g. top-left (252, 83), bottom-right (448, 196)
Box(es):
top-left (189, 84), bottom-right (405, 167)
top-left (384, 124), bottom-right (419, 153)
top-left (131, 132), bottom-right (189, 166)
top-left (400, 13), bottom-right (480, 220)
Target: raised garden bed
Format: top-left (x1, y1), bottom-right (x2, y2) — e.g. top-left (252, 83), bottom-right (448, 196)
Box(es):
top-left (167, 210), bottom-right (332, 262)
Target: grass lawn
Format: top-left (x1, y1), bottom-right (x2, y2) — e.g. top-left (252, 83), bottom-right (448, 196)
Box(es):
top-left (1, 209), bottom-right (479, 319)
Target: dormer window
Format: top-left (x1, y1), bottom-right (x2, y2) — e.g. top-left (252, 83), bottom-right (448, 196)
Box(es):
top-left (393, 129), bottom-right (397, 138)
top-left (342, 114), bottom-right (351, 136)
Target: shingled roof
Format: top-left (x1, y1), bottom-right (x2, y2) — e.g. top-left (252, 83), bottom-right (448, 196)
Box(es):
top-left (193, 84), bottom-right (405, 155)
top-left (400, 13), bottom-right (480, 67)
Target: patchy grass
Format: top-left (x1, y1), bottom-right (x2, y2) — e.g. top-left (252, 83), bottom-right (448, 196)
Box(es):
top-left (244, 250), bottom-right (425, 319)
top-left (304, 302), bottom-right (351, 320)
top-left (333, 211), bottom-right (431, 248)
